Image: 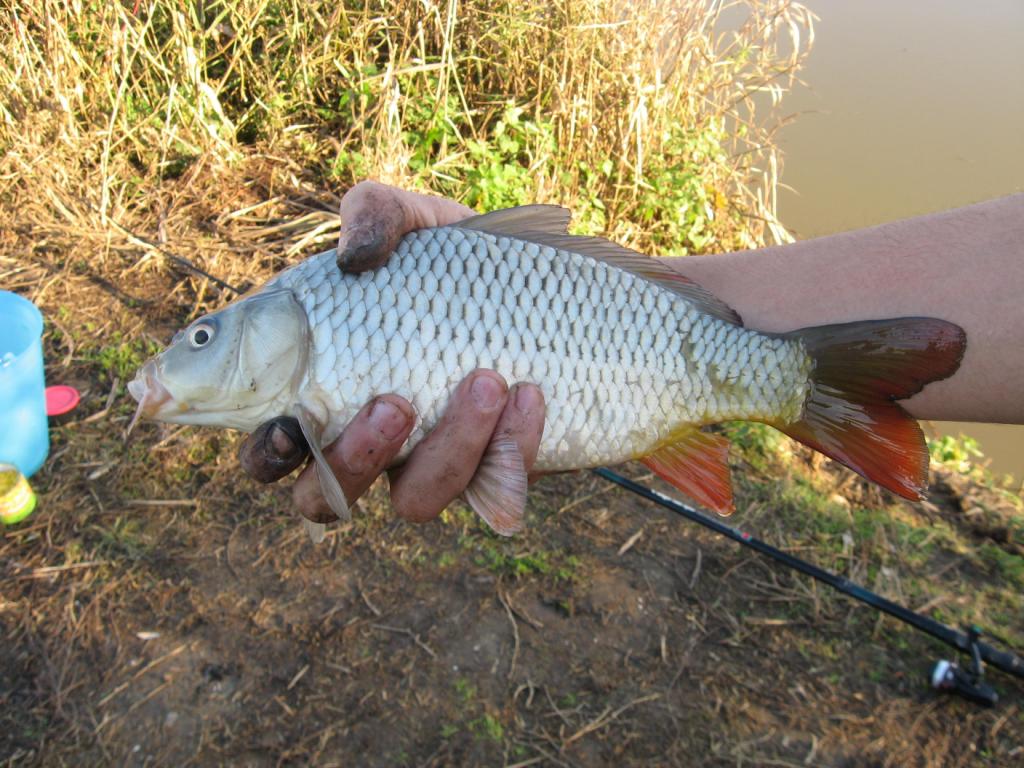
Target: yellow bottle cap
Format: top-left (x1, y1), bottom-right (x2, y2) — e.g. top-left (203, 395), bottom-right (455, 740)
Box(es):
top-left (0, 463), bottom-right (36, 525)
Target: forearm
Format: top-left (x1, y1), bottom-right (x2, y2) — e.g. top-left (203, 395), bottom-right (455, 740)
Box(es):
top-left (670, 194), bottom-right (1024, 424)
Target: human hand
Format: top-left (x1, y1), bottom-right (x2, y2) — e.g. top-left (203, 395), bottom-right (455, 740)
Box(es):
top-left (238, 181), bottom-right (546, 525)
top-left (239, 372), bottom-right (545, 524)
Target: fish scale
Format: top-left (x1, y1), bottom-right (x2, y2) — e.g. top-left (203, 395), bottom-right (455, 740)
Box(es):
top-left (268, 225), bottom-right (811, 471)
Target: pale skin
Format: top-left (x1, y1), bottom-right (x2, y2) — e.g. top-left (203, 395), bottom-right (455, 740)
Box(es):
top-left (238, 182), bottom-right (1024, 523)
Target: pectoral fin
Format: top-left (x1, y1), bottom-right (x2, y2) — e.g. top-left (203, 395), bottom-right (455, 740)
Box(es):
top-left (463, 437), bottom-right (528, 536)
top-left (640, 429), bottom-right (734, 516)
top-left (303, 518), bottom-right (327, 544)
top-left (295, 405), bottom-right (351, 525)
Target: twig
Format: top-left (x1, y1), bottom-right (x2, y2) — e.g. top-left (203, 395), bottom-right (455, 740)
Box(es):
top-left (124, 499), bottom-right (199, 508)
top-left (516, 740), bottom-right (574, 768)
top-left (275, 696), bottom-right (295, 716)
top-left (689, 548), bottom-right (702, 590)
top-left (617, 528), bottom-right (644, 556)
top-left (557, 485), bottom-right (615, 516)
top-left (287, 664), bottom-right (310, 691)
top-left (505, 757), bottom-right (547, 768)
top-left (498, 588), bottom-right (521, 683)
top-left (98, 643), bottom-right (190, 706)
top-left (81, 377), bottom-right (121, 424)
top-left (912, 594), bottom-right (950, 614)
top-left (562, 693), bottom-right (660, 746)
top-left (542, 687), bottom-right (574, 728)
top-left (359, 585), bottom-right (382, 617)
top-left (504, 593), bottom-right (545, 630)
top-left (14, 561), bottom-right (108, 580)
top-left (123, 679), bottom-right (172, 716)
top-left (370, 624), bottom-right (437, 659)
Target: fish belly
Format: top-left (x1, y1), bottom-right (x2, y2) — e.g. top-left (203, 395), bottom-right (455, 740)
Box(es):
top-left (269, 227), bottom-right (811, 470)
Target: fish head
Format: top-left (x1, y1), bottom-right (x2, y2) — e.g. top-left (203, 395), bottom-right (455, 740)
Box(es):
top-left (128, 289), bottom-right (309, 432)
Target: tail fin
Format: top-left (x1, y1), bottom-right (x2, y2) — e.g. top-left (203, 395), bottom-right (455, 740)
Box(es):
top-left (777, 318), bottom-right (966, 500)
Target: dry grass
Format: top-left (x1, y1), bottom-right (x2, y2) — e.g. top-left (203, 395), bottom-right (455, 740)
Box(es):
top-left (1, 0), bottom-right (813, 270)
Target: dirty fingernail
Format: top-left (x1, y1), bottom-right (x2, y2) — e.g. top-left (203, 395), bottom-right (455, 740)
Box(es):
top-left (514, 383), bottom-right (542, 414)
top-left (369, 399), bottom-right (407, 439)
top-left (338, 226), bottom-right (384, 273)
top-left (471, 374), bottom-right (503, 409)
top-left (269, 424), bottom-right (299, 460)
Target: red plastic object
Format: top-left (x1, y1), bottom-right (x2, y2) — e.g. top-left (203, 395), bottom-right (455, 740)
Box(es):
top-left (45, 385), bottom-right (80, 417)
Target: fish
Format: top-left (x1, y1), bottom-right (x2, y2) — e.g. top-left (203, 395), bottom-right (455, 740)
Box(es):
top-left (128, 205), bottom-right (966, 541)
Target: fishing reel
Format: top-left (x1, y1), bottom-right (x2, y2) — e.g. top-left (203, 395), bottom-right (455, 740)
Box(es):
top-left (930, 625), bottom-right (999, 707)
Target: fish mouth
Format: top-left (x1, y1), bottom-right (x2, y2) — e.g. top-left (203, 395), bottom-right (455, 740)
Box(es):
top-left (126, 361), bottom-right (175, 436)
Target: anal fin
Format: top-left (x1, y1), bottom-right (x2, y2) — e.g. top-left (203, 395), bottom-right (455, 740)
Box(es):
top-left (640, 429), bottom-right (734, 516)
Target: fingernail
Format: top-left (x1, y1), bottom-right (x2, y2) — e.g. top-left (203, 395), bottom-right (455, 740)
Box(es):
top-left (471, 374), bottom-right (503, 409)
top-left (337, 225), bottom-right (383, 273)
top-left (269, 424), bottom-right (299, 460)
top-left (302, 504), bottom-right (338, 525)
top-left (369, 399), bottom-right (407, 439)
top-left (514, 384), bottom-right (542, 414)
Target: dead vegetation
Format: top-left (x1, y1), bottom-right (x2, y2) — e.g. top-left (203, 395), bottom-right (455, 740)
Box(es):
top-left (2, 1), bottom-right (1023, 766)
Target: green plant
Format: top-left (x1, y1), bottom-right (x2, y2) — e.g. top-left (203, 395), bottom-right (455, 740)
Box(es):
top-left (929, 434), bottom-right (985, 474)
top-left (454, 677), bottom-right (476, 704)
top-left (470, 713), bottom-right (504, 743)
top-left (89, 333), bottom-right (161, 381)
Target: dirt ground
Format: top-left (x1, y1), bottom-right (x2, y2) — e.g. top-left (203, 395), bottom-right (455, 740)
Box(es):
top-left (2, 207), bottom-right (1023, 767)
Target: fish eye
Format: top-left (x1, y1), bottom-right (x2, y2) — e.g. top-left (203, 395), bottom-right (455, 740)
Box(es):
top-left (189, 322), bottom-right (215, 348)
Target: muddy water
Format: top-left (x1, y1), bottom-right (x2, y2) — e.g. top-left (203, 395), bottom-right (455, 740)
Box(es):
top-left (774, 0), bottom-right (1024, 480)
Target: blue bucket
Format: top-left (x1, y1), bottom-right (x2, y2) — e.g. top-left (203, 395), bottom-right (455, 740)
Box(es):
top-left (0, 291), bottom-right (49, 477)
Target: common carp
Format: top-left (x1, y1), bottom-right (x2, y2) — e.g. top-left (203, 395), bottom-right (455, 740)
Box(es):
top-left (128, 206), bottom-right (966, 539)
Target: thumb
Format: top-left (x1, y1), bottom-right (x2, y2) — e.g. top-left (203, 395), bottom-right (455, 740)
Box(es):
top-left (238, 416), bottom-right (309, 483)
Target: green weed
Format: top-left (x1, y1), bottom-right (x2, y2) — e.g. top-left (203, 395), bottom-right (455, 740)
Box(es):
top-left (469, 713), bottom-right (504, 743)
top-left (85, 333), bottom-right (160, 381)
top-left (454, 677), bottom-right (476, 704)
top-left (929, 434), bottom-right (985, 474)
top-left (978, 544), bottom-right (1024, 587)
top-left (93, 515), bottom-right (151, 563)
top-left (463, 534), bottom-right (580, 583)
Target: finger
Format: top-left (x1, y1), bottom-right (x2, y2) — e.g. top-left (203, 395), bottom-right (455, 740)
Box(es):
top-left (388, 370), bottom-right (508, 523)
top-left (336, 180), bottom-right (475, 273)
top-left (238, 416), bottom-right (309, 483)
top-left (495, 383), bottom-right (546, 473)
top-left (291, 395), bottom-right (416, 523)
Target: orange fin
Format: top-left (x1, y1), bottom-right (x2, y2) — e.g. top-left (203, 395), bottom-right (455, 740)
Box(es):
top-left (778, 318), bottom-right (966, 500)
top-left (640, 429), bottom-right (734, 516)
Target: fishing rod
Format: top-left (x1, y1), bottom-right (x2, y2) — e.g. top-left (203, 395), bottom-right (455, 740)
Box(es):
top-left (592, 466), bottom-right (1024, 706)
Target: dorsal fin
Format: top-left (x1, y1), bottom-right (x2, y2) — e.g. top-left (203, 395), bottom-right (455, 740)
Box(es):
top-left (458, 204), bottom-right (571, 236)
top-left (456, 206), bottom-right (742, 325)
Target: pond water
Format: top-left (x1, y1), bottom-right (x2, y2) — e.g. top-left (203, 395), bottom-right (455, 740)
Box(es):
top-left (774, 0), bottom-right (1024, 481)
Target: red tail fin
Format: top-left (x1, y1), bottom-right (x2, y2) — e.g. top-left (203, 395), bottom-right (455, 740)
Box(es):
top-left (777, 318), bottom-right (966, 499)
